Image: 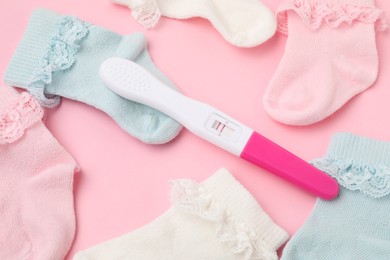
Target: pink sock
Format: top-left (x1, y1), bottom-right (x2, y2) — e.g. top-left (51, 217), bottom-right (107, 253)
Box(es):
top-left (0, 86), bottom-right (78, 259)
top-left (263, 0), bottom-right (387, 125)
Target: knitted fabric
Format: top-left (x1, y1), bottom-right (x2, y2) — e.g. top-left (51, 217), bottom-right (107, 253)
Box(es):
top-left (112, 0), bottom-right (277, 47)
top-left (0, 85), bottom-right (78, 259)
top-left (282, 133), bottom-right (390, 259)
top-left (74, 168), bottom-right (289, 260)
top-left (4, 8), bottom-right (182, 144)
top-left (113, 0), bottom-right (161, 29)
top-left (263, 0), bottom-right (386, 126)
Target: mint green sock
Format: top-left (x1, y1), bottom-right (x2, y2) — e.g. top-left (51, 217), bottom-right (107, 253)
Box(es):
top-left (4, 8), bottom-right (182, 144)
top-left (282, 133), bottom-right (390, 260)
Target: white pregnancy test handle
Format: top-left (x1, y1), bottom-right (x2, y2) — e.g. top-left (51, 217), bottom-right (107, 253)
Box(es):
top-left (99, 57), bottom-right (254, 156)
top-left (100, 57), bottom-right (339, 200)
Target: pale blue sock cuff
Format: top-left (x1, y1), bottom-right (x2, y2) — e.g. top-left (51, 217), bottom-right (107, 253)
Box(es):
top-left (4, 9), bottom-right (63, 87)
top-left (325, 133), bottom-right (390, 166)
top-left (282, 133), bottom-right (390, 260)
top-left (312, 133), bottom-right (390, 198)
top-left (4, 9), bottom-right (178, 96)
top-left (4, 8), bottom-right (182, 144)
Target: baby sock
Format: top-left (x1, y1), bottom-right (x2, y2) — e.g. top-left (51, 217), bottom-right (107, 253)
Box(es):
top-left (4, 8), bottom-right (182, 144)
top-left (263, 0), bottom-right (387, 125)
top-left (113, 0), bottom-right (277, 47)
top-left (281, 133), bottom-right (390, 259)
top-left (0, 86), bottom-right (78, 259)
top-left (73, 168), bottom-right (289, 260)
top-left (113, 0), bottom-right (161, 29)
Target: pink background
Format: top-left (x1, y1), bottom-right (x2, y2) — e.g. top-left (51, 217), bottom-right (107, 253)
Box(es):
top-left (1, 0), bottom-right (389, 258)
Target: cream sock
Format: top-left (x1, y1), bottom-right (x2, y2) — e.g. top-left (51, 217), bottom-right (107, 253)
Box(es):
top-left (73, 168), bottom-right (288, 260)
top-left (113, 0), bottom-right (277, 47)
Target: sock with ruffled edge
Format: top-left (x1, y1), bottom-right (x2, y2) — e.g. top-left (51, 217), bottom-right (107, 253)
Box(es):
top-left (263, 0), bottom-right (387, 125)
top-left (74, 168), bottom-right (288, 260)
top-left (282, 133), bottom-right (390, 259)
top-left (0, 85), bottom-right (78, 259)
top-left (4, 8), bottom-right (182, 144)
top-left (112, 0), bottom-right (277, 47)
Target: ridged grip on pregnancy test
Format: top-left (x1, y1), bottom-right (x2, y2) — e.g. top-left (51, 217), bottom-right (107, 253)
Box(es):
top-left (100, 57), bottom-right (339, 200)
top-left (100, 57), bottom-right (254, 155)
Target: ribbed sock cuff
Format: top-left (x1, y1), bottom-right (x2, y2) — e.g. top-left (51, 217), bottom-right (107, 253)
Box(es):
top-left (325, 133), bottom-right (390, 166)
top-left (4, 9), bottom-right (64, 87)
top-left (277, 0), bottom-right (386, 34)
top-left (311, 133), bottom-right (390, 198)
top-left (201, 168), bottom-right (289, 251)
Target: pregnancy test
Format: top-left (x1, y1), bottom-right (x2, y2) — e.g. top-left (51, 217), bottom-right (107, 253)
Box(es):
top-left (100, 57), bottom-right (339, 200)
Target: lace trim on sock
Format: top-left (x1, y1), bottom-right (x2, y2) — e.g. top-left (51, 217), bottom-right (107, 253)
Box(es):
top-left (0, 92), bottom-right (43, 145)
top-left (312, 157), bottom-right (390, 198)
top-left (170, 179), bottom-right (277, 260)
top-left (28, 16), bottom-right (90, 108)
top-left (277, 0), bottom-right (387, 35)
top-left (129, 0), bottom-right (161, 29)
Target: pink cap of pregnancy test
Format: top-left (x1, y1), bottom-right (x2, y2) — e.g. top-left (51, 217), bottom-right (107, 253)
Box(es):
top-left (240, 132), bottom-right (339, 200)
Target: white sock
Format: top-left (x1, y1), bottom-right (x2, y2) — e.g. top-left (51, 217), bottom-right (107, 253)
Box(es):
top-left (113, 0), bottom-right (277, 47)
top-left (113, 0), bottom-right (161, 29)
top-left (73, 169), bottom-right (288, 260)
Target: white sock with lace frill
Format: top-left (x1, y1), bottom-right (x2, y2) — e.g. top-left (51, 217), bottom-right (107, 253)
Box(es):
top-left (73, 168), bottom-right (288, 260)
top-left (112, 0), bottom-right (277, 47)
